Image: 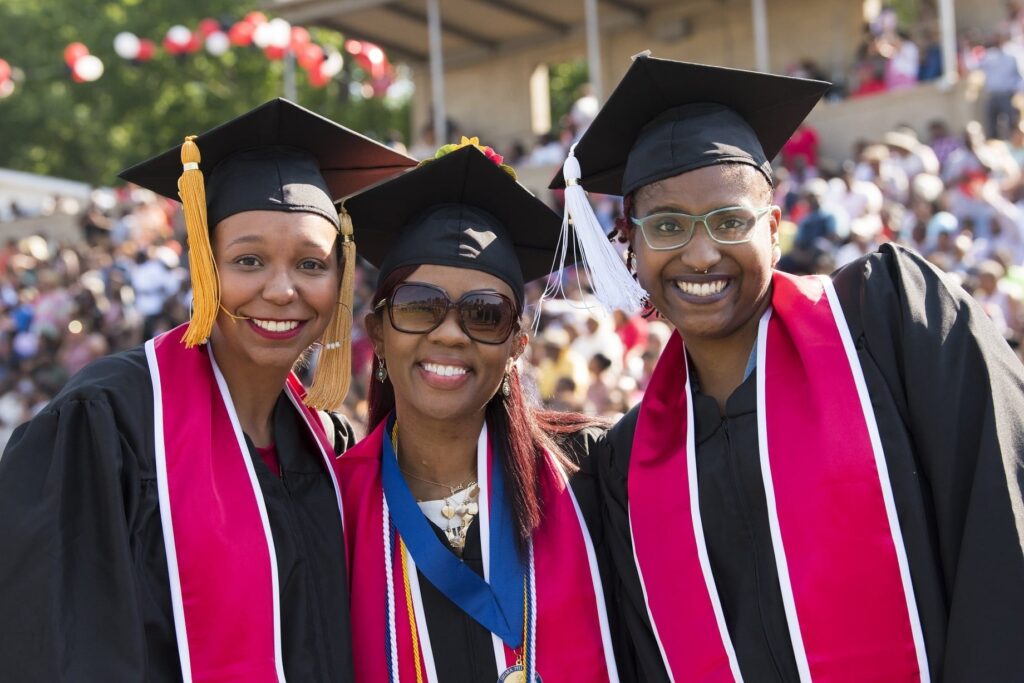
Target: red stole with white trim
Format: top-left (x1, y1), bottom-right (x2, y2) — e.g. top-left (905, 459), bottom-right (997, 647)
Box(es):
top-left (337, 420), bottom-right (619, 683)
top-left (628, 272), bottom-right (928, 682)
top-left (145, 324), bottom-right (341, 683)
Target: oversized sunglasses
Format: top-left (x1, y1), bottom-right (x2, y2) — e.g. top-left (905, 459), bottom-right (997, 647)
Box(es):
top-left (374, 282), bottom-right (519, 345)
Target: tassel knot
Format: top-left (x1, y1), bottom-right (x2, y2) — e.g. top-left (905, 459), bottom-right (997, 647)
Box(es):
top-left (542, 146), bottom-right (648, 315)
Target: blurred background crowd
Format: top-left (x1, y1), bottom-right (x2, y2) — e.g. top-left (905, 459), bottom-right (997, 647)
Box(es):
top-left (5, 3), bottom-right (1024, 449)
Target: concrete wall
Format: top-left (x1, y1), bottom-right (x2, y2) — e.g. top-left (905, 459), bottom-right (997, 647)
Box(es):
top-left (408, 0), bottom-right (1007, 155)
top-left (408, 0), bottom-right (863, 151)
top-left (806, 77), bottom-right (984, 169)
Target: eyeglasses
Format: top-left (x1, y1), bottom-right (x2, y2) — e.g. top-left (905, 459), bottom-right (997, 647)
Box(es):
top-left (374, 282), bottom-right (519, 345)
top-left (630, 205), bottom-right (773, 251)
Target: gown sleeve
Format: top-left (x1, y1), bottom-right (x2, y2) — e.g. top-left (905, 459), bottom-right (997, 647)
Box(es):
top-left (834, 243), bottom-right (1024, 679)
top-left (0, 394), bottom-right (151, 681)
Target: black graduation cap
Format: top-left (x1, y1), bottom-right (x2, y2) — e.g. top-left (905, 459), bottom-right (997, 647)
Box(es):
top-left (550, 55), bottom-right (830, 195)
top-left (119, 98), bottom-right (417, 229)
top-left (345, 144), bottom-right (564, 306)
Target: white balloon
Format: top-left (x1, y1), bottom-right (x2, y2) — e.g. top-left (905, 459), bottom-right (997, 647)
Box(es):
top-left (0, 79), bottom-right (14, 99)
top-left (205, 31), bottom-right (230, 56)
top-left (321, 50), bottom-right (344, 77)
top-left (252, 21), bottom-right (274, 48)
top-left (267, 18), bottom-right (292, 49)
top-left (166, 24), bottom-right (192, 47)
top-left (74, 54), bottom-right (104, 82)
top-left (113, 32), bottom-right (141, 60)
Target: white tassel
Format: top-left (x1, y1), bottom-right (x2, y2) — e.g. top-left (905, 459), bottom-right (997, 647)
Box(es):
top-left (542, 145), bottom-right (648, 314)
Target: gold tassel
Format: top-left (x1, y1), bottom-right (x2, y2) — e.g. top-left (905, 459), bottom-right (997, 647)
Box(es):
top-left (304, 206), bottom-right (355, 411)
top-left (177, 136), bottom-right (220, 347)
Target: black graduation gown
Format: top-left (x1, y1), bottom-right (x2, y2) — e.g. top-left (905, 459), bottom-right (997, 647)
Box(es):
top-left (410, 426), bottom-right (634, 683)
top-left (0, 346), bottom-right (356, 682)
top-left (598, 244), bottom-right (1024, 682)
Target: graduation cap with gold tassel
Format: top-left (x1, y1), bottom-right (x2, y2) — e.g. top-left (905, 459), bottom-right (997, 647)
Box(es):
top-left (119, 98), bottom-right (417, 409)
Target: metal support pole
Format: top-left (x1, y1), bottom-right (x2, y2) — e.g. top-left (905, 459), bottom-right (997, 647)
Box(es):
top-left (584, 0), bottom-right (604, 102)
top-left (283, 49), bottom-right (298, 102)
top-left (427, 0), bottom-right (447, 146)
top-left (937, 0), bottom-right (958, 86)
top-left (751, 0), bottom-right (769, 73)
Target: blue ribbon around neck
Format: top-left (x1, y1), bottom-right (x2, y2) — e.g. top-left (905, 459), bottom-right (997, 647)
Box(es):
top-left (381, 413), bottom-right (526, 648)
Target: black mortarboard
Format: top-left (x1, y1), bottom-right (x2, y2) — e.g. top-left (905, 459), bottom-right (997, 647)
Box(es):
top-left (345, 145), bottom-right (563, 307)
top-left (550, 55), bottom-right (830, 195)
top-left (119, 98), bottom-right (416, 229)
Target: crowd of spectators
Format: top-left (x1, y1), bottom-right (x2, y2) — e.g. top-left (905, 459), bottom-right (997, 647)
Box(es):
top-left (8, 7), bottom-right (1024, 449)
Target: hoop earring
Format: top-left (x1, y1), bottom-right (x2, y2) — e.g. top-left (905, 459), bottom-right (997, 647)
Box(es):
top-left (375, 358), bottom-right (388, 382)
top-left (500, 372), bottom-right (511, 398)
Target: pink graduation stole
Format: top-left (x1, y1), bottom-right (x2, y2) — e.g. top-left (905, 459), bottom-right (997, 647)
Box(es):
top-left (337, 420), bottom-right (620, 683)
top-left (145, 324), bottom-right (343, 683)
top-left (628, 272), bottom-right (929, 682)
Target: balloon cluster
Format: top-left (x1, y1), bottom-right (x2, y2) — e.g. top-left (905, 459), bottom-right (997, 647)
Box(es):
top-left (0, 58), bottom-right (14, 98)
top-left (108, 13), bottom-right (369, 89)
top-left (64, 42), bottom-right (105, 83)
top-left (0, 15), bottom-right (395, 99)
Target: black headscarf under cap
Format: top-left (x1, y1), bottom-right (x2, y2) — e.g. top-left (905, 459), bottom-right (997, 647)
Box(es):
top-left (550, 55), bottom-right (830, 196)
top-left (346, 145), bottom-right (566, 309)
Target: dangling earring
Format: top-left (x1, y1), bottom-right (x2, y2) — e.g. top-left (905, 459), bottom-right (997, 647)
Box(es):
top-left (627, 249), bottom-right (638, 274)
top-left (500, 372), bottom-right (511, 398)
top-left (375, 358), bottom-right (388, 382)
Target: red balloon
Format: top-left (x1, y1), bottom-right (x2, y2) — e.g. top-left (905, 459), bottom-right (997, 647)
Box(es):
top-left (290, 26), bottom-right (310, 49)
top-left (245, 11), bottom-right (268, 25)
top-left (229, 21), bottom-right (255, 47)
top-left (0, 59), bottom-right (10, 83)
top-left (185, 34), bottom-right (203, 53)
top-left (263, 45), bottom-right (287, 61)
top-left (198, 18), bottom-right (220, 37)
top-left (163, 36), bottom-right (182, 55)
top-left (308, 67), bottom-right (329, 87)
top-left (136, 39), bottom-right (156, 61)
top-left (297, 43), bottom-right (324, 70)
top-left (64, 42), bottom-right (89, 67)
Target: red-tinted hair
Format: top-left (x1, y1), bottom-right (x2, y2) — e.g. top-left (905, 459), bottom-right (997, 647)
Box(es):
top-left (366, 266), bottom-right (600, 546)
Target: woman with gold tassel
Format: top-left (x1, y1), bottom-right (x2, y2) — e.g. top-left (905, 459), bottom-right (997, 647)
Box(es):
top-left (335, 139), bottom-right (631, 683)
top-left (0, 99), bottom-right (415, 681)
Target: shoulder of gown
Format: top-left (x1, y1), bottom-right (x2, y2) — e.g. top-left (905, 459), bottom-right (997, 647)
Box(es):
top-left (0, 344), bottom-right (161, 680)
top-left (833, 242), bottom-right (1024, 678)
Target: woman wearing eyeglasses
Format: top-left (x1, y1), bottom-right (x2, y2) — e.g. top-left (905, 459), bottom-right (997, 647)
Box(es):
top-left (556, 56), bottom-right (1024, 682)
top-left (334, 141), bottom-right (626, 683)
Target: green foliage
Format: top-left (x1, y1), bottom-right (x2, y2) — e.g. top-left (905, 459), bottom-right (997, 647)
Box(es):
top-left (548, 58), bottom-right (589, 131)
top-left (0, 0), bottom-right (410, 185)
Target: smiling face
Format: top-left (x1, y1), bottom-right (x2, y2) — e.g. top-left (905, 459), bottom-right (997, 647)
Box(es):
top-left (631, 163), bottom-right (781, 345)
top-left (366, 264), bottom-right (525, 425)
top-left (210, 209), bottom-right (341, 372)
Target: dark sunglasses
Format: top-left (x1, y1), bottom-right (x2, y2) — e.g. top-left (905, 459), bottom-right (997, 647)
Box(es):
top-left (374, 282), bottom-right (519, 345)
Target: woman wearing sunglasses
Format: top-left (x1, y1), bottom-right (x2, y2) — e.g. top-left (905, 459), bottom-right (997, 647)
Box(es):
top-left (0, 101), bottom-right (415, 680)
top-left (335, 141), bottom-right (625, 683)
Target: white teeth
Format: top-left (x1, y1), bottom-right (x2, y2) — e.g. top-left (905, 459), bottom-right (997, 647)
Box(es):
top-left (422, 362), bottom-right (468, 377)
top-left (253, 319), bottom-right (299, 332)
top-left (674, 279), bottom-right (727, 297)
